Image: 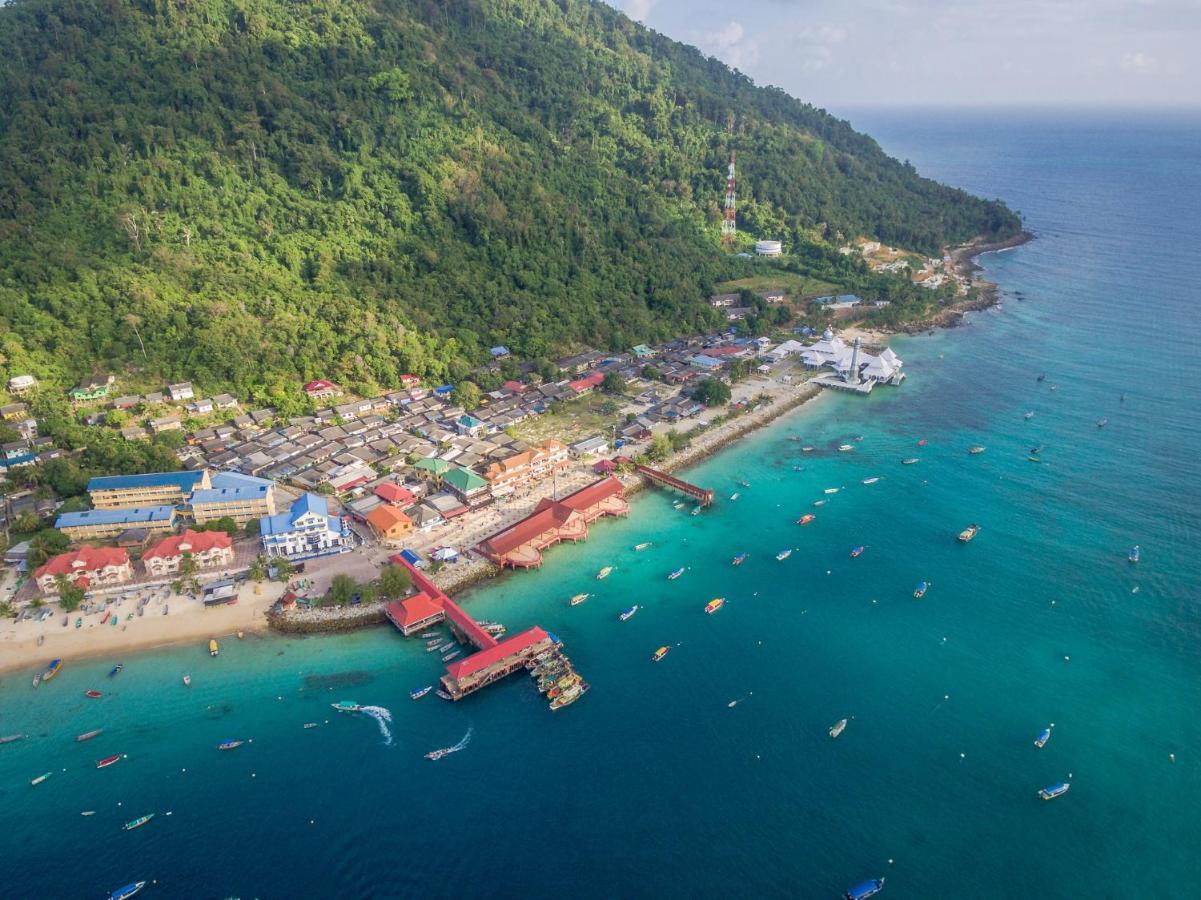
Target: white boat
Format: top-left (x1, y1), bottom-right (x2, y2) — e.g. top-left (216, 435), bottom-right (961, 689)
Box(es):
top-left (824, 487), bottom-right (840, 495)
top-left (838, 444), bottom-right (854, 452)
top-left (729, 492), bottom-right (740, 501)
top-left (596, 566), bottom-right (613, 580)
top-left (776, 549), bottom-right (792, 561)
top-left (633, 542), bottom-right (652, 551)
top-left (814, 499), bottom-right (828, 507)
top-left (862, 477), bottom-right (880, 485)
top-left (619, 605), bottom-right (639, 621)
top-left (829, 718), bottom-right (848, 738)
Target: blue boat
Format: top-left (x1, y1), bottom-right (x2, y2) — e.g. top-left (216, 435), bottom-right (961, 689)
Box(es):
top-left (1129, 545), bottom-right (1140, 563)
top-left (844, 877), bottom-right (885, 899)
top-left (108, 663), bottom-right (124, 678)
top-left (667, 567), bottom-right (685, 581)
top-left (217, 739), bottom-right (244, 751)
top-left (1039, 782), bottom-right (1070, 800)
top-left (410, 686), bottom-right (432, 700)
top-left (108, 882), bottom-right (146, 900)
top-left (913, 581), bottom-right (928, 598)
top-left (1035, 726), bottom-right (1052, 748)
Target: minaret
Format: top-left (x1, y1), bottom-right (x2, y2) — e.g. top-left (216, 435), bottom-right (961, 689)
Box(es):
top-left (846, 336), bottom-right (861, 385)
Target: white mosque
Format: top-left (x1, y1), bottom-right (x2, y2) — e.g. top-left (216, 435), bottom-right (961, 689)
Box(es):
top-left (770, 325), bottom-right (905, 393)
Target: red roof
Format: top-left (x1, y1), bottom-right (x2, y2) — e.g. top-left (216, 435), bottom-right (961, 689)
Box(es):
top-left (385, 591), bottom-right (443, 627)
top-left (35, 545), bottom-right (130, 581)
top-left (399, 374), bottom-right (420, 386)
top-left (568, 371), bottom-right (605, 392)
top-left (481, 503), bottom-right (579, 557)
top-left (557, 475), bottom-right (624, 511)
top-left (703, 345), bottom-right (744, 356)
top-left (445, 626), bottom-right (549, 680)
top-left (374, 482), bottom-right (416, 505)
top-left (592, 458), bottom-right (617, 474)
top-left (303, 379), bottom-right (337, 392)
top-left (143, 529), bottom-right (232, 561)
top-left (502, 380), bottom-right (527, 394)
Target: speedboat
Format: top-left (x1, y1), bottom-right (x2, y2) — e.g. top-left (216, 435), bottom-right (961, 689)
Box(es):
top-left (844, 878), bottom-right (885, 900)
top-left (813, 500), bottom-right (827, 507)
top-left (838, 444), bottom-right (854, 452)
top-left (634, 542), bottom-right (652, 551)
top-left (85, 690), bottom-right (103, 699)
top-left (968, 445), bottom-right (986, 455)
top-left (42, 659), bottom-right (63, 682)
top-left (957, 524), bottom-right (980, 543)
top-left (732, 553), bottom-right (748, 566)
top-left (619, 605), bottom-right (639, 621)
top-left (797, 514), bottom-right (816, 525)
top-left (862, 477), bottom-right (880, 485)
top-left (902, 457), bottom-right (920, 465)
top-left (108, 664), bottom-right (123, 678)
top-left (331, 700), bottom-right (361, 713)
top-left (411, 686), bottom-right (433, 700)
top-left (208, 639), bottom-right (219, 657)
top-left (729, 492), bottom-right (740, 501)
top-left (569, 593), bottom-right (590, 606)
top-left (667, 567), bottom-right (685, 580)
top-left (1024, 411), bottom-right (1035, 420)
top-left (776, 549), bottom-right (792, 561)
top-left (0, 734), bottom-right (28, 744)
top-left (1035, 726), bottom-right (1053, 749)
top-left (303, 723), bottom-right (319, 729)
top-left (425, 747), bottom-right (452, 761)
top-left (824, 487), bottom-right (840, 494)
top-left (182, 675), bottom-right (191, 687)
top-left (108, 882), bottom-right (147, 900)
top-left (31, 772), bottom-right (52, 785)
top-left (96, 754), bottom-right (123, 769)
top-left (217, 740), bottom-right (244, 751)
top-left (802, 446), bottom-right (815, 453)
top-left (596, 566), bottom-right (613, 580)
top-left (1030, 445), bottom-right (1043, 454)
top-left (122, 814), bottom-right (154, 831)
top-left (1128, 545), bottom-right (1140, 564)
top-left (76, 729), bottom-right (103, 742)
top-left (913, 581), bottom-right (928, 598)
top-left (436, 689), bottom-right (453, 701)
top-left (652, 646), bottom-right (670, 662)
top-left (705, 598), bottom-right (725, 614)
top-left (850, 546), bottom-right (866, 558)
top-left (1039, 782), bottom-right (1070, 800)
top-left (829, 718), bottom-right (848, 738)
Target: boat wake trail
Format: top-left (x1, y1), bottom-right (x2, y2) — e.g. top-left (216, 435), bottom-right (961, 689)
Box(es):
top-left (426, 726), bottom-right (474, 761)
top-left (359, 705), bottom-right (394, 746)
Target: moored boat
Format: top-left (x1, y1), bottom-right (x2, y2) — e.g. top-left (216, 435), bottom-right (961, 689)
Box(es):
top-left (957, 524), bottom-right (980, 543)
top-left (208, 639), bottom-right (219, 657)
top-left (421, 631), bottom-right (440, 639)
top-left (0, 733), bottom-right (28, 744)
top-left (902, 457), bottom-right (920, 465)
top-left (411, 686), bottom-right (433, 700)
top-left (850, 545), bottom-right (866, 558)
top-left (634, 542), bottom-right (652, 551)
top-left (1128, 545), bottom-right (1140, 564)
top-left (739, 480), bottom-right (751, 488)
top-left (776, 549), bottom-right (792, 561)
top-left (31, 673), bottom-right (41, 689)
top-left (122, 813), bottom-right (154, 831)
top-left (217, 740), bottom-right (244, 751)
top-left (596, 566), bottom-right (613, 580)
top-left (705, 597), bottom-right (725, 614)
top-left (862, 476), bottom-right (880, 485)
top-left (550, 681), bottom-right (589, 710)
top-left (824, 487), bottom-right (840, 495)
top-left (1097, 417), bottom-right (1108, 428)
top-left (441, 650), bottom-right (461, 662)
top-left (652, 646), bottom-right (669, 662)
top-left (108, 663), bottom-right (123, 678)
top-left (76, 729), bottom-right (103, 742)
top-left (331, 700), bottom-right (361, 713)
top-left (96, 754), bottom-right (124, 768)
top-left (1035, 725), bottom-right (1053, 749)
top-left (838, 444), bottom-right (854, 452)
top-left (569, 593), bottom-right (590, 606)
top-left (1039, 782), bottom-right (1070, 800)
top-left (844, 878), bottom-right (885, 900)
top-left (667, 567), bottom-right (685, 580)
top-left (619, 605), bottom-right (639, 621)
top-left (182, 675), bottom-right (191, 687)
top-left (802, 446), bottom-right (815, 453)
top-left (731, 553), bottom-right (748, 566)
top-left (85, 690), bottom-right (103, 699)
top-left (913, 581), bottom-right (928, 599)
top-left (690, 505), bottom-right (701, 516)
top-left (42, 659), bottom-right (63, 682)
top-left (829, 718), bottom-right (848, 738)
top-left (108, 881), bottom-right (147, 900)
top-left (729, 492), bottom-right (740, 501)
top-left (813, 499), bottom-right (827, 507)
top-left (31, 772), bottom-right (52, 785)
top-left (436, 689), bottom-right (453, 701)
top-left (797, 514), bottom-right (816, 525)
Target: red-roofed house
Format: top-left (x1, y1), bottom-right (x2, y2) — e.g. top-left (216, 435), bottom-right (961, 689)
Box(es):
top-left (502, 380), bottom-right (527, 394)
top-left (399, 374), bottom-right (421, 388)
top-left (303, 379), bottom-right (342, 400)
top-left (374, 482), bottom-right (416, 507)
top-left (143, 529), bottom-right (234, 577)
top-left (568, 371), bottom-right (605, 394)
top-left (384, 591), bottom-right (445, 635)
top-left (35, 546), bottom-right (133, 594)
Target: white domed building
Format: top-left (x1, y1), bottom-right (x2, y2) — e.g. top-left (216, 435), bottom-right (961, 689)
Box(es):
top-left (754, 239), bottom-right (783, 257)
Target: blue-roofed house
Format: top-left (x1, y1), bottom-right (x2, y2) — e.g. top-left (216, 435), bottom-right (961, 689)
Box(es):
top-left (455, 414), bottom-right (486, 438)
top-left (690, 354), bottom-right (724, 369)
top-left (259, 493), bottom-right (352, 561)
top-left (56, 506), bottom-right (177, 540)
top-left (433, 384), bottom-right (455, 397)
top-left (489, 346), bottom-right (511, 359)
top-left (88, 470), bottom-right (210, 510)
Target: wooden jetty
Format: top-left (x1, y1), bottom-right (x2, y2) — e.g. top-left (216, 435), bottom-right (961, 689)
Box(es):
top-left (634, 464), bottom-right (714, 506)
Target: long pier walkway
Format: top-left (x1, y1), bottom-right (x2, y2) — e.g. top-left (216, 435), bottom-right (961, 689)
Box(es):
top-left (634, 464), bottom-right (714, 506)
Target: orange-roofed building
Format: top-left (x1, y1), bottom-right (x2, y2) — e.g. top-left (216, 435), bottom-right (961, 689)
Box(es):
top-left (35, 546), bottom-right (133, 595)
top-left (366, 505), bottom-right (414, 544)
top-left (483, 439), bottom-right (571, 495)
top-left (143, 529), bottom-right (234, 578)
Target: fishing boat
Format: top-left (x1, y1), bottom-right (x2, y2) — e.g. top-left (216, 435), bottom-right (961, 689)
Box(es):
top-left (108, 881), bottom-right (147, 900)
top-left (0, 733), bottom-right (28, 744)
top-left (829, 718), bottom-right (848, 738)
top-left (441, 650), bottom-right (461, 662)
top-left (844, 878), bottom-right (885, 900)
top-left (436, 640), bottom-right (456, 652)
top-left (85, 690), bottom-right (103, 699)
top-left (705, 598), bottom-right (725, 614)
top-left (76, 729), bottom-right (103, 742)
top-left (813, 500), bottom-right (828, 507)
top-left (42, 659), bottom-right (63, 682)
top-left (1035, 726), bottom-right (1053, 749)
top-left (208, 639), bottom-right (219, 657)
top-left (902, 457), bottom-right (920, 465)
top-left (108, 663), bottom-right (123, 678)
top-left (550, 682), bottom-right (589, 710)
top-left (1129, 545), bottom-right (1140, 564)
top-left (776, 549), bottom-right (792, 561)
top-left (122, 814), bottom-right (154, 831)
top-left (797, 514), bottom-right (816, 525)
top-left (410, 686), bottom-right (433, 700)
top-left (690, 506), bottom-right (701, 516)
top-left (957, 524), bottom-right (980, 543)
top-left (667, 567), bottom-right (685, 581)
top-left (569, 593), bottom-right (590, 606)
top-left (182, 675), bottom-right (191, 687)
top-left (331, 700), bottom-right (362, 713)
top-left (652, 646), bottom-right (670, 662)
top-left (824, 487), bottom-right (840, 495)
top-left (217, 740), bottom-right (244, 751)
top-left (421, 631), bottom-right (440, 639)
top-left (838, 444), bottom-right (854, 452)
top-left (968, 445), bottom-right (986, 455)
top-left (31, 772), bottom-right (52, 785)
top-left (1097, 417), bottom-right (1108, 428)
top-left (862, 477), bottom-right (880, 485)
top-left (436, 689), bottom-right (453, 701)
top-left (425, 643), bottom-right (442, 653)
top-left (729, 492), bottom-right (740, 501)
top-left (732, 553), bottom-right (748, 566)
top-left (303, 722), bottom-right (319, 729)
top-left (913, 581), bottom-right (928, 599)
top-left (1039, 782), bottom-right (1071, 800)
top-left (1030, 445), bottom-right (1043, 454)
top-left (596, 566), bottom-right (613, 580)
top-left (850, 545), bottom-right (866, 558)
top-left (619, 605), bottom-right (639, 621)
top-left (96, 754), bottom-right (124, 769)
top-left (634, 542), bottom-right (652, 551)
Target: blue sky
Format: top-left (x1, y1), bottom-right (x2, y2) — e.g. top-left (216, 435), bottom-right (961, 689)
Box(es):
top-left (606, 0), bottom-right (1198, 109)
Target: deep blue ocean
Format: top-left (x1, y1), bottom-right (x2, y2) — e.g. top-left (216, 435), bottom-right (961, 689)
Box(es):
top-left (2, 110), bottom-right (1200, 898)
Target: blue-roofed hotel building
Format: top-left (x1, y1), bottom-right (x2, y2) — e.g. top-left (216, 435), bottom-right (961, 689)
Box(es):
top-left (191, 472), bottom-right (277, 524)
top-left (260, 493), bottom-right (352, 561)
top-left (88, 470), bottom-right (210, 509)
top-left (57, 505), bottom-right (178, 541)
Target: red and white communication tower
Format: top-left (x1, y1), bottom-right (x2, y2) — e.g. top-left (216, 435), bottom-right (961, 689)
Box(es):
top-left (721, 150), bottom-right (736, 243)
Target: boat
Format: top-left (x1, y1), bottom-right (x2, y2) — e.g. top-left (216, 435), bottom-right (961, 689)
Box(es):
top-left (42, 659), bottom-right (63, 682)
top-left (569, 593), bottom-right (590, 606)
top-left (776, 549), bottom-right (792, 561)
top-left (122, 814), bottom-right (154, 831)
top-left (802, 446), bottom-right (815, 453)
top-left (303, 722), bottom-right (319, 729)
top-left (862, 477), bottom-right (880, 485)
top-left (182, 675), bottom-right (191, 687)
top-left (917, 438), bottom-right (927, 446)
top-left (824, 487), bottom-right (840, 494)
top-left (968, 445), bottom-right (986, 455)
top-left (1024, 411), bottom-right (1035, 420)
top-left (844, 878), bottom-right (885, 900)
top-left (729, 492), bottom-right (740, 501)
top-left (596, 566), bottom-right (613, 580)
top-left (672, 500), bottom-right (686, 510)
top-left (634, 542), bottom-right (652, 551)
top-left (619, 605), bottom-right (639, 621)
top-left (31, 772), bottom-right (52, 785)
top-left (37, 634), bottom-right (44, 646)
top-left (913, 581), bottom-right (929, 599)
top-left (441, 650), bottom-right (461, 662)
top-left (108, 881), bottom-right (147, 900)
top-left (436, 689), bottom-right (453, 701)
top-left (0, 733), bottom-right (28, 744)
top-left (739, 480), bottom-right (750, 488)
top-left (850, 545), bottom-right (866, 558)
top-left (550, 682), bottom-right (589, 710)
top-left (31, 673), bottom-right (41, 689)
top-left (690, 506), bottom-right (701, 516)
top-left (108, 663), bottom-right (123, 678)
top-left (436, 640), bottom-right (456, 652)
top-left (1129, 545), bottom-right (1140, 564)
top-left (732, 553), bottom-right (748, 566)
top-left (331, 700), bottom-right (361, 713)
top-left (705, 598), bottom-right (725, 614)
top-left (411, 686), bottom-right (433, 700)
top-left (838, 444), bottom-right (854, 452)
top-left (425, 643), bottom-right (442, 653)
top-left (1039, 782), bottom-right (1071, 800)
top-left (208, 639), bottom-right (219, 657)
top-left (1035, 726), bottom-right (1053, 749)
top-left (1097, 417), bottom-right (1108, 428)
top-left (667, 567), bottom-right (685, 581)
top-left (652, 646), bottom-right (670, 662)
top-left (217, 740), bottom-right (244, 751)
top-left (813, 500), bottom-right (827, 507)
top-left (1030, 445), bottom-right (1043, 454)
top-left (1027, 456), bottom-right (1044, 463)
top-left (85, 690), bottom-right (103, 699)
top-left (1037, 373), bottom-right (1046, 382)
top-left (902, 457), bottom-right (920, 465)
top-left (96, 754), bottom-right (123, 768)
top-left (829, 718), bottom-right (848, 738)
top-left (76, 729), bottom-right (103, 742)
top-left (797, 514), bottom-right (816, 525)
top-left (957, 524), bottom-right (980, 543)
top-left (421, 631), bottom-right (440, 639)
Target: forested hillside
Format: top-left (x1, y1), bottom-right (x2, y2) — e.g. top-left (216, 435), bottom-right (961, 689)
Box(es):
top-left (0, 0), bottom-right (1020, 400)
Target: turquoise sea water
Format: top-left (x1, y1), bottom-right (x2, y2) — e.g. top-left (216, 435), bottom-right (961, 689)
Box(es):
top-left (3, 110), bottom-right (1200, 898)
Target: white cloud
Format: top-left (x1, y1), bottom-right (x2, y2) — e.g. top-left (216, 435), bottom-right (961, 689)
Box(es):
top-left (1120, 50), bottom-right (1160, 73)
top-left (700, 20), bottom-right (760, 68)
top-left (617, 0), bottom-right (657, 22)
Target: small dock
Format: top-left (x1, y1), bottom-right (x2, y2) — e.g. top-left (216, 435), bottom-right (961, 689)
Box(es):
top-left (635, 464), bottom-right (714, 506)
top-left (527, 641), bottom-right (588, 711)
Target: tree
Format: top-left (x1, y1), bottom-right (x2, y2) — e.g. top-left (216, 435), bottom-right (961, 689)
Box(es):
top-left (729, 359), bottom-right (753, 382)
top-left (647, 433), bottom-right (672, 461)
top-left (378, 564), bottom-right (412, 600)
top-left (248, 555), bottom-right (267, 583)
top-left (641, 364), bottom-right (662, 381)
top-left (11, 511), bottom-right (41, 534)
top-left (326, 573), bottom-right (357, 606)
top-left (692, 378), bottom-right (732, 407)
top-left (455, 381), bottom-right (481, 410)
top-left (54, 576), bottom-right (85, 612)
top-left (601, 371), bottom-right (627, 395)
top-left (195, 516), bottom-right (238, 537)
top-left (272, 557), bottom-right (295, 581)
top-left (27, 529), bottom-right (68, 569)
